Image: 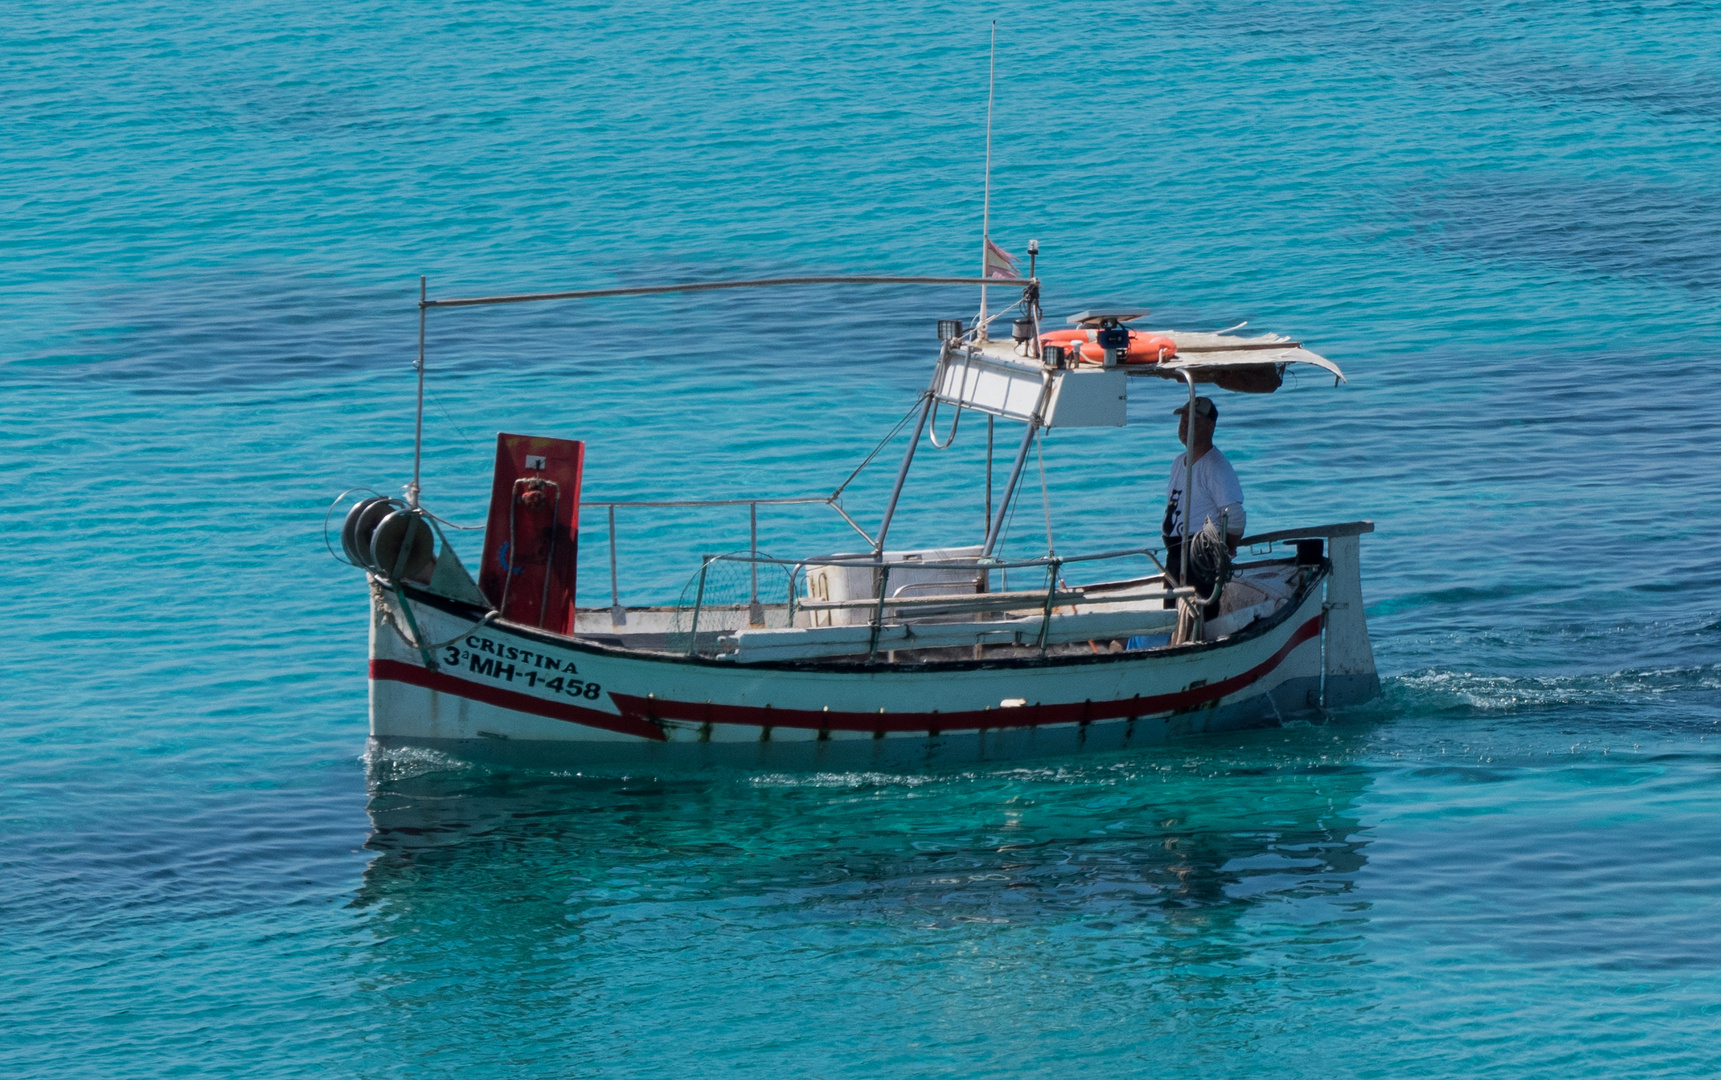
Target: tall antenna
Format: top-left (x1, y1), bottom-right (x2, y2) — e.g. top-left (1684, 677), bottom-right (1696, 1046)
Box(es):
top-left (979, 20), bottom-right (996, 341)
top-left (410, 274), bottom-right (426, 508)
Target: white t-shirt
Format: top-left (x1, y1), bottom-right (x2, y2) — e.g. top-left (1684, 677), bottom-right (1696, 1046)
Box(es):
top-left (1163, 447), bottom-right (1246, 539)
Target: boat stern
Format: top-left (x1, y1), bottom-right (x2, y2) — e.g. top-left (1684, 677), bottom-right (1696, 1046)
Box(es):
top-left (1322, 528), bottom-right (1379, 708)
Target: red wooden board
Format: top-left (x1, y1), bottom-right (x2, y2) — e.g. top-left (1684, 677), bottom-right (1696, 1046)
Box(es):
top-left (477, 433), bottom-right (584, 633)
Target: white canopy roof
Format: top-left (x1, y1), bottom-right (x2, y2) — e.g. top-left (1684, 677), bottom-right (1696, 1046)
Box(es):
top-left (1139, 330), bottom-right (1346, 383)
top-left (973, 331), bottom-right (1346, 385)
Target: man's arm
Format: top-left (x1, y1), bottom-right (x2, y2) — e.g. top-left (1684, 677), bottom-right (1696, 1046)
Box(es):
top-left (1215, 504), bottom-right (1244, 556)
top-left (1210, 491), bottom-right (1246, 554)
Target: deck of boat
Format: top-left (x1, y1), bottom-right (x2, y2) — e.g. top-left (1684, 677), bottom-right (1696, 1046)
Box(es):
top-left (567, 559), bottom-right (1308, 663)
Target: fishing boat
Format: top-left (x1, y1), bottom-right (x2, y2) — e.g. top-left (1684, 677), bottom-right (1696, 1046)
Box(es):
top-left (333, 264), bottom-right (1378, 769)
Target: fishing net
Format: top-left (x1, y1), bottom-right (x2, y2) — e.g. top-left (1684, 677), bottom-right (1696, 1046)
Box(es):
top-left (668, 552), bottom-right (791, 655)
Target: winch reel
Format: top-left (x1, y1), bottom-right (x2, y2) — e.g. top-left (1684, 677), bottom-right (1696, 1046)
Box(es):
top-left (333, 493), bottom-right (438, 582)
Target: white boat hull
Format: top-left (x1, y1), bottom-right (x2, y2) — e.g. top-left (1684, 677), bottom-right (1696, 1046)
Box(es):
top-left (367, 563), bottom-right (1369, 769)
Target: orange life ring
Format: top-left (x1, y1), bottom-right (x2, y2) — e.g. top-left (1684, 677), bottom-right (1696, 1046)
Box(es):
top-left (1040, 328), bottom-right (1177, 364)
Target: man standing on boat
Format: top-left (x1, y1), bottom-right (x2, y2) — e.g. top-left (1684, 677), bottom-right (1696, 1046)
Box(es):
top-left (1162, 396), bottom-right (1245, 613)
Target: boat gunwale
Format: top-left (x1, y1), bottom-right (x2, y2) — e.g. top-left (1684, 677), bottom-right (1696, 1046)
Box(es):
top-left (382, 560), bottom-right (1327, 674)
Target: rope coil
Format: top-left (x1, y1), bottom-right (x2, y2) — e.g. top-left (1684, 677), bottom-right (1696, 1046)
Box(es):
top-left (1187, 521), bottom-right (1234, 603)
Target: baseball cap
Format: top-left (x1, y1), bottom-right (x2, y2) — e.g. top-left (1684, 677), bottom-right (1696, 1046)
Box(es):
top-left (1172, 396), bottom-right (1218, 420)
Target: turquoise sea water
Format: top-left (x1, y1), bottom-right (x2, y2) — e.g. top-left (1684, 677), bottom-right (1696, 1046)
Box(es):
top-left (5, 1), bottom-right (1721, 1075)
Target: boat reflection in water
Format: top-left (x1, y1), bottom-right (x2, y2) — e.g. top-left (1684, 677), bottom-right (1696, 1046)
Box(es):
top-left (351, 725), bottom-right (1376, 949)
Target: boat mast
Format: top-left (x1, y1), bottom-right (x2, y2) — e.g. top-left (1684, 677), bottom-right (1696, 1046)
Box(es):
top-left (978, 22), bottom-right (996, 342)
top-left (409, 275), bottom-right (426, 508)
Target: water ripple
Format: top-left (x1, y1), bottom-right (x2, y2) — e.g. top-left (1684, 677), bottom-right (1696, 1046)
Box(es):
top-left (6, 0), bottom-right (1721, 1076)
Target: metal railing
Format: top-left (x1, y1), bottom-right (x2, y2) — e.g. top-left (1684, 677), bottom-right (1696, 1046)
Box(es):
top-left (581, 495), bottom-right (872, 626)
top-left (679, 546), bottom-right (1195, 660)
top-left (578, 496), bottom-right (1355, 658)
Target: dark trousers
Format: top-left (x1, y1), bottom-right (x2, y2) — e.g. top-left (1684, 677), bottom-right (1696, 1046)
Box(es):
top-left (1162, 537), bottom-right (1222, 619)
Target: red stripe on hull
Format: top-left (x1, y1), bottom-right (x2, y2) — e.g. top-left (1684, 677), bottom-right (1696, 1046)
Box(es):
top-left (369, 659), bottom-right (669, 741)
top-left (609, 616), bottom-right (1323, 734)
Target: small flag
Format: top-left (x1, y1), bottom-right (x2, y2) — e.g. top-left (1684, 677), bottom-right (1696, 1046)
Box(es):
top-left (984, 237), bottom-right (1019, 280)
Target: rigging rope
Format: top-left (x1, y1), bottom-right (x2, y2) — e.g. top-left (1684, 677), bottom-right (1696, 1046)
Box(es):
top-left (376, 580), bottom-right (498, 652)
top-left (971, 293), bottom-right (1025, 333)
top-left (424, 509), bottom-right (485, 531)
top-left (827, 396), bottom-right (926, 501)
